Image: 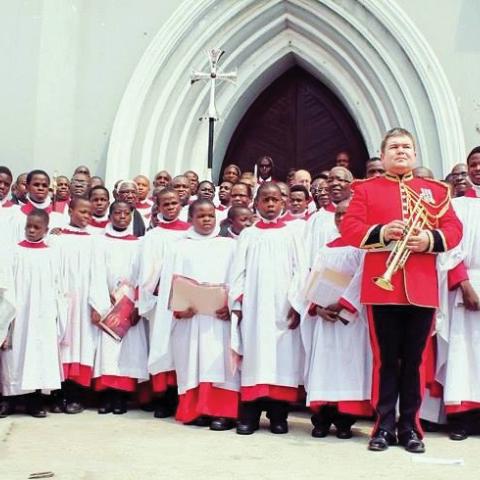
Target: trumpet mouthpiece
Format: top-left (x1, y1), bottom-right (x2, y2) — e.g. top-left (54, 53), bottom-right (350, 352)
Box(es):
top-left (373, 277), bottom-right (395, 291)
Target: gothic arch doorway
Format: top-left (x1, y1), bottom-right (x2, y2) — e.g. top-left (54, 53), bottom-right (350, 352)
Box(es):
top-left (222, 67), bottom-right (368, 181)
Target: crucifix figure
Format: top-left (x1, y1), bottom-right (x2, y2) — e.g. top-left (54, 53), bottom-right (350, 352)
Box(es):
top-left (191, 48), bottom-right (237, 180)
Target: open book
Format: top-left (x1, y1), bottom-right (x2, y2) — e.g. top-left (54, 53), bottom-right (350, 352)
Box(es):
top-left (168, 275), bottom-right (228, 317)
top-left (99, 280), bottom-right (136, 342)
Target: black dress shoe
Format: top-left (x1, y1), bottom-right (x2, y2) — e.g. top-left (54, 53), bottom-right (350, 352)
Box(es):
top-left (153, 404), bottom-right (173, 419)
top-left (270, 420), bottom-right (288, 434)
top-left (311, 425), bottom-right (330, 438)
top-left (64, 401), bottom-right (84, 414)
top-left (398, 430), bottom-right (425, 453)
top-left (27, 407), bottom-right (47, 418)
top-left (210, 417), bottom-right (235, 431)
top-left (368, 430), bottom-right (397, 452)
top-left (336, 426), bottom-right (353, 439)
top-left (112, 394), bottom-right (127, 415)
top-left (0, 400), bottom-right (15, 418)
top-left (98, 402), bottom-right (113, 414)
top-left (449, 429), bottom-right (468, 441)
top-left (236, 422), bottom-right (259, 435)
top-left (185, 415), bottom-right (211, 427)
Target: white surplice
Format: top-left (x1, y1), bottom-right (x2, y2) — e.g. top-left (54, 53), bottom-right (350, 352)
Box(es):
top-left (304, 208), bottom-right (337, 266)
top-left (138, 219), bottom-right (190, 379)
top-left (443, 196), bottom-right (480, 406)
top-left (0, 240), bottom-right (64, 395)
top-left (300, 243), bottom-right (372, 405)
top-left (229, 219), bottom-right (308, 389)
top-left (90, 229), bottom-right (149, 383)
top-left (168, 229), bottom-right (239, 395)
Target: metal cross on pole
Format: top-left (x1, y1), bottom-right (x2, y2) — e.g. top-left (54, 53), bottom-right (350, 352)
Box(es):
top-left (191, 48), bottom-right (237, 181)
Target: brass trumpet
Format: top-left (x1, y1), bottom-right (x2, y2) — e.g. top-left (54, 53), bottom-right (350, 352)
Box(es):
top-left (373, 194), bottom-right (428, 291)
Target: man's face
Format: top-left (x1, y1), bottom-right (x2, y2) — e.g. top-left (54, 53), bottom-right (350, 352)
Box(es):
top-left (223, 166), bottom-right (240, 184)
top-left (0, 173), bottom-right (12, 201)
top-left (381, 135), bottom-right (416, 175)
top-left (28, 174), bottom-right (50, 203)
top-left (14, 174), bottom-right (28, 201)
top-left (336, 152), bottom-right (350, 169)
top-left (118, 185), bottom-right (138, 207)
top-left (311, 178), bottom-right (330, 208)
top-left (197, 182), bottom-right (215, 201)
top-left (218, 182), bottom-right (232, 204)
top-left (158, 192), bottom-right (181, 221)
top-left (185, 172), bottom-right (199, 195)
top-left (134, 177), bottom-right (150, 201)
top-left (172, 177), bottom-right (190, 205)
top-left (70, 173), bottom-right (90, 198)
top-left (154, 171), bottom-right (171, 188)
top-left (366, 160), bottom-right (385, 178)
top-left (230, 184), bottom-right (250, 207)
top-left (293, 172), bottom-right (311, 190)
top-left (258, 159), bottom-right (272, 180)
top-left (468, 154), bottom-right (480, 186)
top-left (327, 170), bottom-right (351, 203)
top-left (289, 191), bottom-right (308, 214)
top-left (56, 177), bottom-right (70, 200)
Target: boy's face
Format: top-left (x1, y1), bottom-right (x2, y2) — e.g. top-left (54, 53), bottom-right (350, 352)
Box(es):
top-left (289, 191), bottom-right (308, 214)
top-left (172, 178), bottom-right (190, 205)
top-left (197, 182), bottom-right (215, 201)
top-left (231, 212), bottom-right (253, 234)
top-left (110, 204), bottom-right (132, 230)
top-left (256, 187), bottom-right (283, 220)
top-left (69, 199), bottom-right (92, 228)
top-left (28, 174), bottom-right (50, 203)
top-left (25, 215), bottom-right (48, 242)
top-left (0, 173), bottom-right (12, 201)
top-left (56, 177), bottom-right (70, 200)
top-left (90, 190), bottom-right (109, 216)
top-left (191, 204), bottom-right (216, 235)
top-left (134, 177), bottom-right (150, 201)
top-left (158, 192), bottom-right (181, 221)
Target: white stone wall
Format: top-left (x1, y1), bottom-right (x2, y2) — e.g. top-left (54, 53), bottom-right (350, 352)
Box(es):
top-left (0, 0), bottom-right (478, 180)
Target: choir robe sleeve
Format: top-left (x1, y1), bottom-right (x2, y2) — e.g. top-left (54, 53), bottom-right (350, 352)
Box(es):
top-left (287, 226), bottom-right (310, 315)
top-left (50, 244), bottom-right (70, 344)
top-left (137, 233), bottom-right (166, 320)
top-left (88, 237), bottom-right (112, 317)
top-left (0, 246), bottom-right (16, 344)
top-left (338, 251), bottom-right (364, 322)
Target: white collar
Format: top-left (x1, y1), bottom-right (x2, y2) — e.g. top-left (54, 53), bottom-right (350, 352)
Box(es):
top-left (186, 226), bottom-right (220, 240)
top-left (27, 195), bottom-right (51, 209)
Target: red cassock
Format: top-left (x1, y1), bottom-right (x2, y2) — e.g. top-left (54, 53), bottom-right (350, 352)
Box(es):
top-left (340, 172), bottom-right (463, 308)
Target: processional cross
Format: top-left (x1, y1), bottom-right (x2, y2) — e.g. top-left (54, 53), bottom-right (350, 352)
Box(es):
top-left (191, 48), bottom-right (237, 180)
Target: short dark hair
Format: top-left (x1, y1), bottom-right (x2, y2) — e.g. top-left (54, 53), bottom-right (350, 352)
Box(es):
top-left (227, 206), bottom-right (252, 221)
top-left (27, 208), bottom-right (49, 226)
top-left (89, 185), bottom-right (109, 199)
top-left (290, 184), bottom-right (310, 201)
top-left (26, 169), bottom-right (50, 185)
top-left (68, 197), bottom-right (91, 210)
top-left (109, 200), bottom-right (133, 216)
top-left (0, 166), bottom-right (13, 181)
top-left (188, 198), bottom-right (215, 219)
top-left (155, 186), bottom-right (179, 204)
top-left (380, 128), bottom-right (416, 153)
top-left (467, 146), bottom-right (480, 165)
top-left (232, 181), bottom-right (253, 199)
top-left (255, 181), bottom-right (281, 200)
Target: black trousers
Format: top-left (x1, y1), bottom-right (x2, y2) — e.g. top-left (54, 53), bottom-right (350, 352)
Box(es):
top-left (370, 304), bottom-right (434, 436)
top-left (239, 400), bottom-right (289, 425)
top-left (311, 405), bottom-right (356, 430)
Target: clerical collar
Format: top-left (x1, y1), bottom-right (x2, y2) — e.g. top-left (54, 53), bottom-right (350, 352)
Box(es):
top-left (26, 195), bottom-right (52, 209)
top-left (385, 171), bottom-right (413, 182)
top-left (186, 226), bottom-right (220, 240)
top-left (104, 223), bottom-right (138, 240)
top-left (156, 215), bottom-right (190, 230)
top-left (255, 214), bottom-right (286, 229)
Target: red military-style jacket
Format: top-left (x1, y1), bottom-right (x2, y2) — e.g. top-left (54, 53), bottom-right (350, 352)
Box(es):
top-left (340, 171), bottom-right (463, 308)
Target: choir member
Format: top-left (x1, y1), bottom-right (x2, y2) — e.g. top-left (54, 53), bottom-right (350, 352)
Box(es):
top-left (87, 186), bottom-right (110, 235)
top-left (134, 174), bottom-right (154, 226)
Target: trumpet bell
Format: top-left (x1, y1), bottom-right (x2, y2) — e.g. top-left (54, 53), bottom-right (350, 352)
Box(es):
top-left (373, 276), bottom-right (394, 291)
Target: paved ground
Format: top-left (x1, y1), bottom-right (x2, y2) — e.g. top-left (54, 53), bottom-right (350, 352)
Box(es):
top-left (0, 410), bottom-right (478, 480)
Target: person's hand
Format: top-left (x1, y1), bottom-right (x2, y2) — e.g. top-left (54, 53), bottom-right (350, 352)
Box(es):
top-left (91, 309), bottom-right (102, 325)
top-left (406, 231), bottom-right (430, 253)
top-left (287, 307), bottom-right (300, 330)
top-left (325, 302), bottom-right (342, 313)
top-left (215, 305), bottom-right (230, 321)
top-left (232, 309), bottom-right (243, 324)
top-left (173, 307), bottom-right (197, 320)
top-left (315, 306), bottom-right (339, 323)
top-left (49, 227), bottom-right (62, 236)
top-left (460, 280), bottom-right (480, 311)
top-left (383, 220), bottom-right (406, 242)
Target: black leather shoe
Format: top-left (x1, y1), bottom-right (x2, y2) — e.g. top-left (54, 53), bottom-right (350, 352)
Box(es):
top-left (153, 404), bottom-right (173, 419)
top-left (398, 430), bottom-right (425, 453)
top-left (210, 417), bottom-right (235, 431)
top-left (98, 402), bottom-right (113, 414)
top-left (0, 400), bottom-right (15, 418)
top-left (64, 401), bottom-right (84, 414)
top-left (368, 430), bottom-right (397, 452)
top-left (26, 395), bottom-right (47, 418)
top-left (311, 425), bottom-right (330, 438)
top-left (449, 429), bottom-right (468, 441)
top-left (185, 415), bottom-right (211, 427)
top-left (270, 420), bottom-right (288, 434)
top-left (336, 427), bottom-right (353, 439)
top-left (112, 395), bottom-right (127, 415)
top-left (236, 422), bottom-right (259, 435)
top-left (28, 407), bottom-right (47, 418)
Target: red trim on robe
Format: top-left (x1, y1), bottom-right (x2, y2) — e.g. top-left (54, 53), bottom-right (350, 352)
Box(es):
top-left (255, 219), bottom-right (287, 230)
top-left (94, 375), bottom-right (137, 392)
top-left (53, 199), bottom-right (69, 214)
top-left (60, 228), bottom-right (90, 235)
top-left (63, 363), bottom-right (93, 387)
top-left (448, 262), bottom-right (469, 290)
top-left (105, 233), bottom-right (138, 241)
top-left (136, 200), bottom-right (153, 209)
top-left (338, 297), bottom-right (357, 314)
top-left (464, 188), bottom-right (479, 198)
top-left (241, 384), bottom-right (300, 403)
top-left (176, 382), bottom-right (239, 423)
top-left (1, 199), bottom-right (14, 208)
top-left (21, 201), bottom-right (53, 215)
top-left (326, 237), bottom-right (347, 248)
top-left (18, 240), bottom-right (48, 249)
top-left (445, 401), bottom-right (480, 414)
top-left (156, 219), bottom-right (190, 231)
top-left (310, 400), bottom-right (373, 417)
top-left (89, 217), bottom-right (109, 228)
top-left (151, 371), bottom-right (177, 393)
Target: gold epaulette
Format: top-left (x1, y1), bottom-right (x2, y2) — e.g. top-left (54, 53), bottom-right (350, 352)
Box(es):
top-left (350, 176), bottom-right (377, 188)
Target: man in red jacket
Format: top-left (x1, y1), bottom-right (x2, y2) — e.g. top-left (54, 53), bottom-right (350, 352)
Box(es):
top-left (341, 128), bottom-right (463, 453)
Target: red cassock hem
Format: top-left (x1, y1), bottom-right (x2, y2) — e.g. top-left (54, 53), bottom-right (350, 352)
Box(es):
top-left (241, 384), bottom-right (300, 403)
top-left (63, 363), bottom-right (93, 387)
top-left (445, 401), bottom-right (480, 415)
top-left (151, 371), bottom-right (177, 393)
top-left (310, 400), bottom-right (373, 417)
top-left (93, 375), bottom-right (137, 392)
top-left (175, 383), bottom-right (239, 423)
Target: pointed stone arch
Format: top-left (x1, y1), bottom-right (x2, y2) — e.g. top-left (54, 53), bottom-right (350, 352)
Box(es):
top-left (106, 0), bottom-right (465, 185)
